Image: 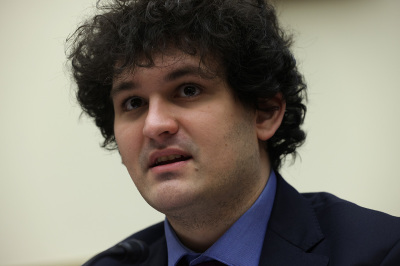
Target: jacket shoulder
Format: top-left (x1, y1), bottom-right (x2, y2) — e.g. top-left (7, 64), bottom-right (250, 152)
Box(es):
top-left (302, 192), bottom-right (400, 265)
top-left (302, 191), bottom-right (400, 228)
top-left (126, 222), bottom-right (167, 266)
top-left (128, 221), bottom-right (165, 244)
top-left (83, 222), bottom-right (167, 266)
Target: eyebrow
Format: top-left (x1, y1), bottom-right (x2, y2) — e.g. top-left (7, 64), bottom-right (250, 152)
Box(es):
top-left (164, 65), bottom-right (213, 82)
top-left (110, 81), bottom-right (136, 99)
top-left (110, 64), bottom-right (216, 98)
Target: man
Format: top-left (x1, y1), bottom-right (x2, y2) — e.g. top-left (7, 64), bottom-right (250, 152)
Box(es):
top-left (67, 0), bottom-right (400, 265)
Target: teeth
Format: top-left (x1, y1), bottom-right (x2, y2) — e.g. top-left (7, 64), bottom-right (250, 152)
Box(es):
top-left (155, 155), bottom-right (184, 164)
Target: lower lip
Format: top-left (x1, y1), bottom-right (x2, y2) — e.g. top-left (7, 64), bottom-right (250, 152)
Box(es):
top-left (150, 159), bottom-right (191, 174)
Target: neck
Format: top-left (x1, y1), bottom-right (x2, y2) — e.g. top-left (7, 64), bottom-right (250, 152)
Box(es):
top-left (166, 170), bottom-right (270, 252)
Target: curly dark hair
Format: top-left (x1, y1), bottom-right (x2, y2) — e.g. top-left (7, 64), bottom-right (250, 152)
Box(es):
top-left (66, 0), bottom-right (307, 170)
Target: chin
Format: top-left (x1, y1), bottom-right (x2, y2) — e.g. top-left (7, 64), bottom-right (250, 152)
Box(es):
top-left (148, 188), bottom-right (197, 214)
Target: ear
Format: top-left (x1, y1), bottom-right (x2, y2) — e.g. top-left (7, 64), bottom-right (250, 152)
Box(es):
top-left (256, 93), bottom-right (286, 141)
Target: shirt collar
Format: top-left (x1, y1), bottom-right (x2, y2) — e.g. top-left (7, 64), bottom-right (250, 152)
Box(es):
top-left (164, 171), bottom-right (277, 266)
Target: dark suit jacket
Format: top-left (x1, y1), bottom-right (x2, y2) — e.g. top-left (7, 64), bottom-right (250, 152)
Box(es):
top-left (88, 174), bottom-right (400, 265)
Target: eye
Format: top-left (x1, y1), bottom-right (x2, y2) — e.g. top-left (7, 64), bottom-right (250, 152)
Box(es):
top-left (124, 96), bottom-right (147, 111)
top-left (176, 85), bottom-right (201, 98)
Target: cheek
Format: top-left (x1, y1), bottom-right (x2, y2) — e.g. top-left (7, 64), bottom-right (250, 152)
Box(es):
top-left (187, 114), bottom-right (236, 157)
top-left (188, 103), bottom-right (232, 133)
top-left (114, 122), bottom-right (143, 164)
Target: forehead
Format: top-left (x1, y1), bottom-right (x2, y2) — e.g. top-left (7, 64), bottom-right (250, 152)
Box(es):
top-left (111, 51), bottom-right (223, 95)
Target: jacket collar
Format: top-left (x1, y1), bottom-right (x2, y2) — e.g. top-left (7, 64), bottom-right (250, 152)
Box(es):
top-left (259, 174), bottom-right (329, 266)
top-left (137, 174), bottom-right (329, 266)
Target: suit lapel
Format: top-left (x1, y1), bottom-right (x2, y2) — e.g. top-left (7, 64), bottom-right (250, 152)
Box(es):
top-left (145, 237), bottom-right (168, 266)
top-left (138, 235), bottom-right (168, 266)
top-left (136, 175), bottom-right (329, 266)
top-left (259, 175), bottom-right (329, 266)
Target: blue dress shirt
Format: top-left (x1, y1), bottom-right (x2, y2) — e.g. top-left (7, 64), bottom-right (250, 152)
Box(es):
top-left (164, 171), bottom-right (277, 266)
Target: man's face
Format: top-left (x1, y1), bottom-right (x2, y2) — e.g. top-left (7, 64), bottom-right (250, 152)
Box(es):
top-left (112, 51), bottom-right (269, 216)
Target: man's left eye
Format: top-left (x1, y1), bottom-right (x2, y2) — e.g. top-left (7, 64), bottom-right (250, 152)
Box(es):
top-left (177, 85), bottom-right (201, 98)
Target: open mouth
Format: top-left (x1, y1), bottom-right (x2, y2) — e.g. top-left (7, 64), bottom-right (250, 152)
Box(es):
top-left (151, 155), bottom-right (192, 168)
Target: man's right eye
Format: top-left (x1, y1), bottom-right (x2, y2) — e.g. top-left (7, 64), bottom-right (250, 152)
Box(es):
top-left (124, 97), bottom-right (146, 111)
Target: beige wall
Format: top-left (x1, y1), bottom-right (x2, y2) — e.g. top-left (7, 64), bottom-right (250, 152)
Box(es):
top-left (277, 0), bottom-right (400, 216)
top-left (0, 0), bottom-right (399, 265)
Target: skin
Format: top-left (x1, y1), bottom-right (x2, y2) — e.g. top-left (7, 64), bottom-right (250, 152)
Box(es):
top-left (112, 51), bottom-right (285, 252)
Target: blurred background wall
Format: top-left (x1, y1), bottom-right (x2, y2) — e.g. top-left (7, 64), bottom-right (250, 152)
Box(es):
top-left (0, 0), bottom-right (399, 265)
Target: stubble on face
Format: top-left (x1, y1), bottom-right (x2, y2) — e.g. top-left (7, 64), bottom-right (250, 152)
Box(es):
top-left (167, 110), bottom-right (266, 229)
top-left (114, 52), bottom-right (270, 232)
top-left (164, 113), bottom-right (269, 253)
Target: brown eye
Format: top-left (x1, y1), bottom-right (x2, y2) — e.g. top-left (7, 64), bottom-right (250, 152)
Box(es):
top-left (124, 97), bottom-right (146, 111)
top-left (177, 85), bottom-right (201, 98)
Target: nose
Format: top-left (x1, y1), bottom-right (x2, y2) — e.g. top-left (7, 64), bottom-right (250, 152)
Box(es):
top-left (142, 98), bottom-right (179, 140)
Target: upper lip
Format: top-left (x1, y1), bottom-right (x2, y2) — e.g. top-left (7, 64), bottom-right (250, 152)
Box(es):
top-left (148, 148), bottom-right (192, 168)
